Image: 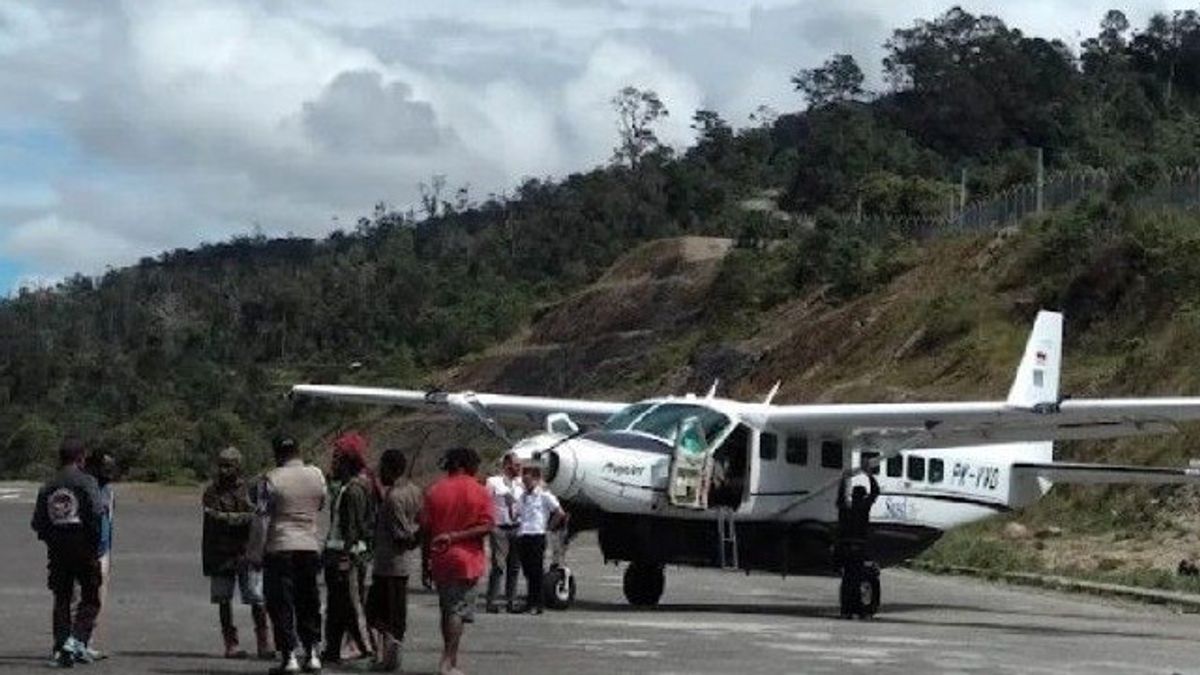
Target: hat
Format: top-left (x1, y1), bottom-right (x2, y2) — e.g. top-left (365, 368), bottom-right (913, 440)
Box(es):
top-left (332, 431), bottom-right (368, 467)
top-left (218, 446), bottom-right (243, 464)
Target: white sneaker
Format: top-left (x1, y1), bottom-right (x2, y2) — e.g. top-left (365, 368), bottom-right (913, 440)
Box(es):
top-left (269, 653), bottom-right (301, 674)
top-left (304, 651), bottom-right (322, 673)
top-left (63, 637), bottom-right (92, 664)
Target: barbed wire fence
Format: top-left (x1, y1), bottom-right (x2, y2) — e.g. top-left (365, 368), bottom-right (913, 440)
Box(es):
top-left (789, 166), bottom-right (1200, 241)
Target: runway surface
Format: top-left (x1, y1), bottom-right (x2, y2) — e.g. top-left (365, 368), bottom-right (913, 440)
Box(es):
top-left (2, 482), bottom-right (1200, 674)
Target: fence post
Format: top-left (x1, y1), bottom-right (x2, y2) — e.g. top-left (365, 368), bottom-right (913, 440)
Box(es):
top-left (1036, 147), bottom-right (1045, 214)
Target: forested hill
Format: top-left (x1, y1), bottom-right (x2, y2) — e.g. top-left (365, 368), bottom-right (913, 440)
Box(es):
top-left (6, 6), bottom-right (1200, 481)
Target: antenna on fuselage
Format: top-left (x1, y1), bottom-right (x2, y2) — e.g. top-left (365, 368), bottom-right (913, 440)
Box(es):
top-left (706, 379), bottom-right (719, 400)
top-left (763, 381), bottom-right (781, 405)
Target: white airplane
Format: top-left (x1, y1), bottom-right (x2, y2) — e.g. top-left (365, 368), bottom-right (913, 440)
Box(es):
top-left (292, 311), bottom-right (1200, 610)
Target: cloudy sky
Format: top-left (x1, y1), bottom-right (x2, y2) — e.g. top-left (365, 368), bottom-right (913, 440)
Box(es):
top-left (0, 1), bottom-right (1190, 292)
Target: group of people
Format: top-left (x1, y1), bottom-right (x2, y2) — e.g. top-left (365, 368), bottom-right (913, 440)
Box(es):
top-left (31, 433), bottom-right (567, 675)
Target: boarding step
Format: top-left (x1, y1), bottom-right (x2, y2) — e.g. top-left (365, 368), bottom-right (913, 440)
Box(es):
top-left (716, 507), bottom-right (739, 570)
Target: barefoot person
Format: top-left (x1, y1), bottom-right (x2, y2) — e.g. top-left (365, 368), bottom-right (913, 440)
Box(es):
top-left (248, 436), bottom-right (327, 675)
top-left (203, 447), bottom-right (272, 659)
top-left (367, 449), bottom-right (423, 672)
top-left (322, 432), bottom-right (376, 665)
top-left (421, 447), bottom-right (494, 675)
top-left (31, 439), bottom-right (104, 668)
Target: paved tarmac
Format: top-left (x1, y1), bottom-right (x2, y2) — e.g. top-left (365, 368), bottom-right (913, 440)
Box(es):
top-left (3, 483), bottom-right (1200, 674)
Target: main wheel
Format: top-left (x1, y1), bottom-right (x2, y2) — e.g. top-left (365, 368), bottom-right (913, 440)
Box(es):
top-left (543, 564), bottom-right (576, 610)
top-left (623, 562), bottom-right (665, 607)
top-left (858, 568), bottom-right (881, 617)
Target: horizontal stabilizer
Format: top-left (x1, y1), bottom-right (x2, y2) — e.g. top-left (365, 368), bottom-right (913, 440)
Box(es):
top-left (1012, 461), bottom-right (1200, 485)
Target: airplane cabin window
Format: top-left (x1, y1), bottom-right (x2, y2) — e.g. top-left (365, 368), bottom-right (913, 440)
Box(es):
top-left (886, 455), bottom-right (902, 477)
top-left (907, 455), bottom-right (926, 482)
top-left (820, 440), bottom-right (843, 469)
top-left (929, 458), bottom-right (944, 484)
top-left (860, 451), bottom-right (880, 474)
top-left (759, 433), bottom-right (778, 461)
top-left (785, 436), bottom-right (807, 465)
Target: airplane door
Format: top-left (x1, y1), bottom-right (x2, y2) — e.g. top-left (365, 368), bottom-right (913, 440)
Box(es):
top-left (667, 416), bottom-right (711, 509)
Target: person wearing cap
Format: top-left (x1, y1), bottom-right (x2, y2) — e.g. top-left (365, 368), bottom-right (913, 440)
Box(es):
top-left (321, 432), bottom-right (377, 665)
top-left (515, 462), bottom-right (567, 615)
top-left (203, 447), bottom-right (272, 660)
top-left (484, 452), bottom-right (523, 614)
top-left (247, 436), bottom-right (328, 675)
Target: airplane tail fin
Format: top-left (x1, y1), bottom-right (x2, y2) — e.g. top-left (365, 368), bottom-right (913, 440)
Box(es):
top-left (1007, 311), bottom-right (1062, 410)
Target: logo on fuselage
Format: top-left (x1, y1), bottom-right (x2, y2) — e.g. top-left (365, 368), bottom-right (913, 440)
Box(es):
top-left (602, 462), bottom-right (646, 478)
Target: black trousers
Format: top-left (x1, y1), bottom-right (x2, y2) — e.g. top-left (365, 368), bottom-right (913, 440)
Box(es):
top-left (323, 556), bottom-right (370, 658)
top-left (48, 551), bottom-right (102, 649)
top-left (263, 551), bottom-right (322, 656)
top-left (516, 534), bottom-right (546, 610)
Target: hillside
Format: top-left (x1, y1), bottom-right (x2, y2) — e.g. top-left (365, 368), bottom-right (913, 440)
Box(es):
top-left (8, 6), bottom-right (1200, 588)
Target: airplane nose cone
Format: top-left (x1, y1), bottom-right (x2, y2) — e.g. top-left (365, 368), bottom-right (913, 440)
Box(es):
top-left (540, 443), bottom-right (578, 497)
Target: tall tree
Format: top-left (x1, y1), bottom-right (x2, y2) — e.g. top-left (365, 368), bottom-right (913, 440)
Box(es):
top-left (611, 86), bottom-right (669, 168)
top-left (792, 54), bottom-right (865, 108)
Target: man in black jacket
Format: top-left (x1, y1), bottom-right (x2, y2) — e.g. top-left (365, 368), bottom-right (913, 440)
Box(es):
top-left (835, 468), bottom-right (880, 619)
top-left (31, 438), bottom-right (104, 668)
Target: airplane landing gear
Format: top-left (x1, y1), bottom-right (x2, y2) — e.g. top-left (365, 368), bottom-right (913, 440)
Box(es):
top-left (544, 564), bottom-right (576, 610)
top-left (839, 560), bottom-right (880, 619)
top-left (543, 528), bottom-right (576, 610)
top-left (623, 561), bottom-right (665, 607)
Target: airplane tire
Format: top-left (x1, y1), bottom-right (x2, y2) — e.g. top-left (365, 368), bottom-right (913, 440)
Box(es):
top-left (544, 565), bottom-right (576, 610)
top-left (858, 565), bottom-right (881, 617)
top-left (623, 562), bottom-right (665, 607)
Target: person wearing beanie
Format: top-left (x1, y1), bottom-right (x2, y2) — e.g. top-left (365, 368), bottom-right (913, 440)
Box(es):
top-left (203, 447), bottom-right (273, 660)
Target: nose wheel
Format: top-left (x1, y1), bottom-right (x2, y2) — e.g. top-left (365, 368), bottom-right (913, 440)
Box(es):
top-left (623, 561), bottom-right (665, 607)
top-left (544, 564), bottom-right (576, 610)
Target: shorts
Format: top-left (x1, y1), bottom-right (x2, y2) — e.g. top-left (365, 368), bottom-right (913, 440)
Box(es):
top-left (210, 568), bottom-right (265, 605)
top-left (436, 580), bottom-right (477, 624)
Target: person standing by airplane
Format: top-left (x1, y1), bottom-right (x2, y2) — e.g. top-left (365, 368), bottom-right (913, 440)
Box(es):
top-left (366, 449), bottom-right (423, 673)
top-left (515, 462), bottom-right (567, 615)
top-left (247, 436), bottom-right (327, 675)
top-left (203, 447), bottom-right (273, 660)
top-left (421, 447), bottom-right (494, 675)
top-left (83, 451), bottom-right (118, 662)
top-left (31, 439), bottom-right (104, 668)
top-left (484, 451), bottom-right (523, 614)
top-left (322, 432), bottom-right (376, 666)
top-left (835, 467), bottom-right (880, 619)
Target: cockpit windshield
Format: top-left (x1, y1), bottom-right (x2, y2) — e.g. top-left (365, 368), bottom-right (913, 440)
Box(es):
top-left (602, 403), bottom-right (654, 432)
top-left (602, 401), bottom-right (732, 444)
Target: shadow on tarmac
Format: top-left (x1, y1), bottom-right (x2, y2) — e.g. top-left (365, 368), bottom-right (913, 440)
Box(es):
top-left (568, 598), bottom-right (1195, 642)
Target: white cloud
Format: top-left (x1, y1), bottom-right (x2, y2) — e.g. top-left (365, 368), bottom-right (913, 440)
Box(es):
top-left (1, 0), bottom-right (1198, 282)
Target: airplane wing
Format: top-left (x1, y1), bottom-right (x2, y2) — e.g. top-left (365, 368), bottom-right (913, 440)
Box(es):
top-left (1012, 461), bottom-right (1200, 485)
top-left (737, 398), bottom-right (1200, 449)
top-left (290, 385), bottom-right (628, 425)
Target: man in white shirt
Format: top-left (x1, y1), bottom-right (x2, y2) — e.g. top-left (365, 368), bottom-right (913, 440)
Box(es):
top-left (515, 463), bottom-right (567, 615)
top-left (484, 452), bottom-right (523, 614)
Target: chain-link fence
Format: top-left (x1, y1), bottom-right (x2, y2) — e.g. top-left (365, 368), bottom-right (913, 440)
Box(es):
top-left (795, 167), bottom-right (1200, 240)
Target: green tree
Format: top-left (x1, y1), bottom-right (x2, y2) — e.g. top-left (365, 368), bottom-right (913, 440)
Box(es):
top-left (792, 53), bottom-right (865, 108)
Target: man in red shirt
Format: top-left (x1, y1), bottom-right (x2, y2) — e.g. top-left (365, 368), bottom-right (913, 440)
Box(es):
top-left (421, 447), bottom-right (493, 675)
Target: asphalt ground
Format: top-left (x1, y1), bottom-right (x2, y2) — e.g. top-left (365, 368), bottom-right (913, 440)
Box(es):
top-left (3, 483), bottom-right (1200, 674)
